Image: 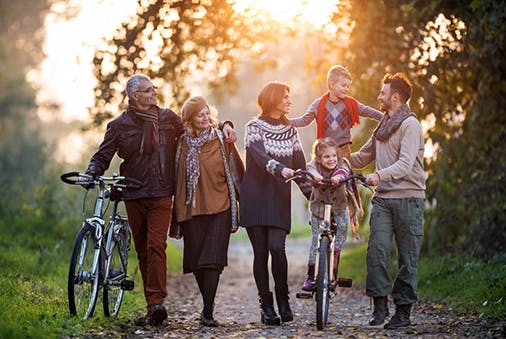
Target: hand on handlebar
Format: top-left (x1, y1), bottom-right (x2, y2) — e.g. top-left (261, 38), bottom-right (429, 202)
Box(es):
top-left (85, 165), bottom-right (98, 179)
top-left (365, 172), bottom-right (380, 186)
top-left (281, 167), bottom-right (294, 179)
top-left (331, 174), bottom-right (345, 185)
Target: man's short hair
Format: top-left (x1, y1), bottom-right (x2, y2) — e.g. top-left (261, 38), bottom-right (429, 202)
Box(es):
top-left (327, 65), bottom-right (351, 87)
top-left (383, 72), bottom-right (413, 103)
top-left (126, 74), bottom-right (151, 98)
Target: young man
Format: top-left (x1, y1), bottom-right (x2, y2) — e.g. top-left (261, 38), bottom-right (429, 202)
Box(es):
top-left (349, 72), bottom-right (426, 329)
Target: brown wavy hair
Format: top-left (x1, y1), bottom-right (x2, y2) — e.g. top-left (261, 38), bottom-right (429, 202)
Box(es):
top-left (256, 81), bottom-right (290, 125)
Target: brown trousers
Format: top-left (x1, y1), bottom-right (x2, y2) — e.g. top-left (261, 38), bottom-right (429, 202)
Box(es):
top-left (125, 196), bottom-right (172, 307)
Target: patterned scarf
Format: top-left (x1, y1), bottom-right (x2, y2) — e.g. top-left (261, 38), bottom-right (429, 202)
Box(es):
top-left (184, 127), bottom-right (213, 206)
top-left (127, 103), bottom-right (159, 155)
top-left (373, 104), bottom-right (416, 141)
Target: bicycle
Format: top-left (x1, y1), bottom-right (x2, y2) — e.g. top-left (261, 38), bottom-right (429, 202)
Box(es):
top-left (287, 169), bottom-right (372, 330)
top-left (61, 171), bottom-right (142, 319)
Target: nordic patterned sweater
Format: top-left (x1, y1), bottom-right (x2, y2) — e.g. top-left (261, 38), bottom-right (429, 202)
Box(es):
top-left (239, 116), bottom-right (311, 233)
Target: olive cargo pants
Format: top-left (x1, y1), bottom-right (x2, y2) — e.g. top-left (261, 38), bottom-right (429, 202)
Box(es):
top-left (366, 197), bottom-right (424, 305)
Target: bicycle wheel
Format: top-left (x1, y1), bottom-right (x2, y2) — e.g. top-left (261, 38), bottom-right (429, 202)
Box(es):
top-left (103, 217), bottom-right (130, 317)
top-left (316, 236), bottom-right (331, 330)
top-left (68, 224), bottom-right (100, 319)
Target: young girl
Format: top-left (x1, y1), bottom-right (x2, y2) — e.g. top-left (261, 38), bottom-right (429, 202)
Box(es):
top-left (301, 137), bottom-right (359, 291)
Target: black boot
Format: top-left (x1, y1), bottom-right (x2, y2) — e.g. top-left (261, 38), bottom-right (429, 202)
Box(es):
top-left (384, 304), bottom-right (412, 329)
top-left (259, 292), bottom-right (280, 326)
top-left (369, 296), bottom-right (389, 326)
top-left (275, 287), bottom-right (293, 322)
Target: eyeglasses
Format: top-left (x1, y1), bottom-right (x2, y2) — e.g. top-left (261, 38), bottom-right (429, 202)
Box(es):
top-left (136, 86), bottom-right (158, 93)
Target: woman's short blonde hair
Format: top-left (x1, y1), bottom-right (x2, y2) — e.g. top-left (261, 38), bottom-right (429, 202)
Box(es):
top-left (181, 95), bottom-right (218, 134)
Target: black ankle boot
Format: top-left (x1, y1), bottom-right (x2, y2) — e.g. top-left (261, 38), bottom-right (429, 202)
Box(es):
top-left (259, 292), bottom-right (280, 326)
top-left (384, 304), bottom-right (412, 329)
top-left (275, 287), bottom-right (293, 322)
top-left (369, 296), bottom-right (389, 326)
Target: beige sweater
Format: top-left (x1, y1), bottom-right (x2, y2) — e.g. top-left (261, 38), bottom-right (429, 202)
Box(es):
top-left (350, 116), bottom-right (426, 199)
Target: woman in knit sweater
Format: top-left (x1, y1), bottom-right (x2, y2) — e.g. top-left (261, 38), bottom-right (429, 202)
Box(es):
top-left (240, 81), bottom-right (311, 326)
top-left (172, 96), bottom-right (240, 327)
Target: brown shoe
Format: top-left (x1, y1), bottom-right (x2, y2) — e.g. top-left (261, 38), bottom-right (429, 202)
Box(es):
top-left (369, 296), bottom-right (389, 326)
top-left (147, 304), bottom-right (167, 326)
top-left (384, 304), bottom-right (412, 329)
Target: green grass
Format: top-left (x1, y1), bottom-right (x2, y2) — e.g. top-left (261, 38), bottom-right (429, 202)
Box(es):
top-left (417, 254), bottom-right (506, 320)
top-left (0, 221), bottom-right (183, 339)
top-left (338, 240), bottom-right (506, 322)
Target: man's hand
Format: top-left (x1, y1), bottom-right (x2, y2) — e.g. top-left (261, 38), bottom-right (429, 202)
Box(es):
top-left (85, 165), bottom-right (97, 178)
top-left (366, 172), bottom-right (380, 186)
top-left (222, 123), bottom-right (237, 143)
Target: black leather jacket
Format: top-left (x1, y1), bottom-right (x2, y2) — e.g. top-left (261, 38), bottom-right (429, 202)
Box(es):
top-left (88, 108), bottom-right (183, 200)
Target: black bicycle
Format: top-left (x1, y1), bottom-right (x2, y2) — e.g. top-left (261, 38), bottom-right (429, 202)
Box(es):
top-left (287, 169), bottom-right (372, 330)
top-left (61, 171), bottom-right (141, 319)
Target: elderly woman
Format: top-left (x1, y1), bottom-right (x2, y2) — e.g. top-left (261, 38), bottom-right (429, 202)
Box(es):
top-left (171, 96), bottom-right (241, 327)
top-left (240, 81), bottom-right (311, 326)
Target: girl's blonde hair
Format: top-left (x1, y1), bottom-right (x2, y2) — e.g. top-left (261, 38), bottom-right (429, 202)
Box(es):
top-left (311, 137), bottom-right (342, 163)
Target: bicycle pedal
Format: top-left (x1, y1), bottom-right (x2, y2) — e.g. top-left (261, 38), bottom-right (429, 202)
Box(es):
top-left (121, 280), bottom-right (135, 291)
top-left (296, 292), bottom-right (313, 299)
top-left (337, 277), bottom-right (353, 288)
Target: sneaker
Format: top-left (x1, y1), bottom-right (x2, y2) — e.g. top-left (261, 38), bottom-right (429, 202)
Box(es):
top-left (147, 304), bottom-right (168, 326)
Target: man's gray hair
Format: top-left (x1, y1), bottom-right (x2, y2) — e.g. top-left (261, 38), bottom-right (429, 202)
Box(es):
top-left (126, 74), bottom-right (151, 98)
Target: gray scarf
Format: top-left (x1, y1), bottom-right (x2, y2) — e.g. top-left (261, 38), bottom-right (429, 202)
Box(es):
top-left (373, 104), bottom-right (416, 141)
top-left (184, 127), bottom-right (213, 207)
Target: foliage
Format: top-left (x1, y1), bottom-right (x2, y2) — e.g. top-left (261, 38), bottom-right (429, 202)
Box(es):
top-left (90, 0), bottom-right (280, 126)
top-left (321, 0), bottom-right (506, 258)
top-left (0, 0), bottom-right (52, 217)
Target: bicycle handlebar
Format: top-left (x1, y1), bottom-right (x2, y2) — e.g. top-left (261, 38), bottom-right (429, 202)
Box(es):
top-left (60, 171), bottom-right (143, 190)
top-left (286, 169), bottom-right (373, 191)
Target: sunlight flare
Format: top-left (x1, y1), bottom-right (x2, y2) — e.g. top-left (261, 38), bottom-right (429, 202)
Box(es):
top-left (233, 0), bottom-right (339, 28)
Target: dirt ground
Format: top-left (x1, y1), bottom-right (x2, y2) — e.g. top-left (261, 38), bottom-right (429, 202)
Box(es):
top-left (114, 238), bottom-right (504, 339)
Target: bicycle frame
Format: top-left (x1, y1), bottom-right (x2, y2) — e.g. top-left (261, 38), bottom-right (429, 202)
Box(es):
top-left (314, 184), bottom-right (338, 292)
top-left (289, 169), bottom-right (370, 330)
top-left (62, 171), bottom-right (140, 319)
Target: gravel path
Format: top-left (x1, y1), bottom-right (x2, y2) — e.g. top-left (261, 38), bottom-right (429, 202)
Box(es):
top-left (120, 238), bottom-right (503, 338)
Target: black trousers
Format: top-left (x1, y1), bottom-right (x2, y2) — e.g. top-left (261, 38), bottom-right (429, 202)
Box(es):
top-left (246, 226), bottom-right (288, 295)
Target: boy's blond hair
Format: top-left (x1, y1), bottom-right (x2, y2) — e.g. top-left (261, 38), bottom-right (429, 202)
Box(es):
top-left (326, 65), bottom-right (352, 88)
